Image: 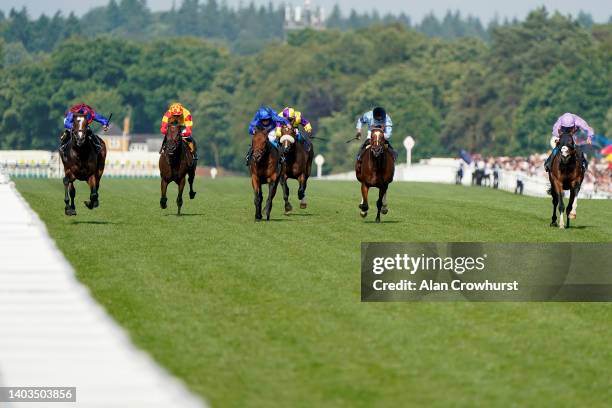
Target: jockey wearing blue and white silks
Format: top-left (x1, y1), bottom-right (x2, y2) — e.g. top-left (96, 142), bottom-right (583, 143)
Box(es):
top-left (356, 108), bottom-right (393, 140)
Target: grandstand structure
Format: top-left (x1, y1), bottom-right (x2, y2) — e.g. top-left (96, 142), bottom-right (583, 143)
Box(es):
top-left (284, 0), bottom-right (326, 31)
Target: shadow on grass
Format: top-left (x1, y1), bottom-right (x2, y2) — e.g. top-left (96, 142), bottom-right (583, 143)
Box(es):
top-left (363, 220), bottom-right (401, 224)
top-left (163, 213), bottom-right (206, 217)
top-left (69, 220), bottom-right (119, 225)
top-left (284, 213), bottom-right (315, 217)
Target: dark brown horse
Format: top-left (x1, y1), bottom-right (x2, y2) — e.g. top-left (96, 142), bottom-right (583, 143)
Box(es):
top-left (60, 113), bottom-right (107, 216)
top-left (248, 128), bottom-right (282, 221)
top-left (159, 123), bottom-right (196, 215)
top-left (355, 128), bottom-right (395, 223)
top-left (548, 131), bottom-right (585, 229)
top-left (279, 124), bottom-right (314, 214)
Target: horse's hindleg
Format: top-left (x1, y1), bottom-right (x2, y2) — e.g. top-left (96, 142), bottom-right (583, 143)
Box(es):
top-left (281, 176), bottom-right (292, 214)
top-left (252, 176), bottom-right (263, 221)
top-left (558, 192), bottom-right (566, 229)
top-left (376, 185), bottom-right (388, 223)
top-left (265, 177), bottom-right (280, 221)
top-left (160, 179), bottom-right (168, 209)
top-left (176, 177), bottom-right (186, 216)
top-left (63, 177), bottom-right (75, 216)
top-left (298, 175), bottom-right (308, 209)
top-left (188, 168), bottom-right (196, 200)
top-left (359, 183), bottom-right (369, 218)
top-left (84, 174), bottom-right (98, 210)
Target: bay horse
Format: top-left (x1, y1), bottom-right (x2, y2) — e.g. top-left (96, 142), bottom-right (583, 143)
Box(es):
top-left (548, 131), bottom-right (585, 229)
top-left (279, 124), bottom-right (314, 214)
top-left (355, 128), bottom-right (395, 223)
top-left (248, 128), bottom-right (282, 221)
top-left (159, 123), bottom-right (196, 216)
top-left (60, 113), bottom-right (107, 216)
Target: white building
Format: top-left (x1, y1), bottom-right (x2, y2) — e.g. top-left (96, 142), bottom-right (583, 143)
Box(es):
top-left (284, 0), bottom-right (326, 31)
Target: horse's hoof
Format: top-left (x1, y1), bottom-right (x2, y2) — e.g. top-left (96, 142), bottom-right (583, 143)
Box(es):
top-left (285, 203), bottom-right (293, 214)
top-left (93, 200), bottom-right (99, 209)
top-left (381, 206), bottom-right (388, 215)
top-left (84, 201), bottom-right (94, 210)
top-left (160, 199), bottom-right (168, 209)
top-left (550, 222), bottom-right (558, 227)
top-left (65, 208), bottom-right (76, 216)
top-left (569, 213), bottom-right (576, 220)
top-left (360, 211), bottom-right (367, 218)
top-left (300, 203), bottom-right (307, 209)
top-left (189, 192), bottom-right (196, 200)
top-left (376, 217), bottom-right (381, 223)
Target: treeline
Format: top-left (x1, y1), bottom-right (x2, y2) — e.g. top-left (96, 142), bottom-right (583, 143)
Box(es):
top-left (3, 0), bottom-right (601, 57)
top-left (0, 8), bottom-right (610, 173)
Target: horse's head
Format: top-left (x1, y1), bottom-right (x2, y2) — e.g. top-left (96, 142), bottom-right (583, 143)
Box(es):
top-left (165, 124), bottom-right (182, 156)
top-left (370, 127), bottom-right (386, 157)
top-left (71, 113), bottom-right (88, 147)
top-left (251, 129), bottom-right (268, 163)
top-left (278, 124), bottom-right (296, 154)
top-left (558, 131), bottom-right (576, 165)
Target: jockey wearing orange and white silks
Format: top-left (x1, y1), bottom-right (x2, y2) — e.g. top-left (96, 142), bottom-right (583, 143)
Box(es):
top-left (160, 103), bottom-right (193, 138)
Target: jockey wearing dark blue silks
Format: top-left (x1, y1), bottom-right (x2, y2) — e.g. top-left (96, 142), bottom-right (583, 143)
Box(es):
top-left (59, 103), bottom-right (110, 155)
top-left (245, 106), bottom-right (288, 165)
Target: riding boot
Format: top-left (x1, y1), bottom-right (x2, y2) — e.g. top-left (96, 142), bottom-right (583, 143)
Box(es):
top-left (245, 146), bottom-right (253, 166)
top-left (187, 140), bottom-right (198, 167)
top-left (301, 133), bottom-right (312, 152)
top-left (59, 130), bottom-right (70, 156)
top-left (582, 153), bottom-right (588, 172)
top-left (386, 141), bottom-right (398, 160)
top-left (545, 147), bottom-right (559, 172)
top-left (159, 137), bottom-right (167, 154)
top-left (356, 139), bottom-right (370, 161)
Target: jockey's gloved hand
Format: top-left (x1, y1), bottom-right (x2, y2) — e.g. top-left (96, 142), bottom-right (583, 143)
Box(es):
top-left (103, 125), bottom-right (109, 132)
top-left (355, 130), bottom-right (362, 139)
top-left (304, 123), bottom-right (313, 133)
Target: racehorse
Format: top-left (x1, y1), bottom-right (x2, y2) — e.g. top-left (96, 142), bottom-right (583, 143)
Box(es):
top-left (355, 127), bottom-right (395, 223)
top-left (548, 130), bottom-right (585, 229)
top-left (159, 123), bottom-right (196, 216)
top-left (278, 124), bottom-right (314, 214)
top-left (248, 127), bottom-right (282, 221)
top-left (60, 113), bottom-right (107, 216)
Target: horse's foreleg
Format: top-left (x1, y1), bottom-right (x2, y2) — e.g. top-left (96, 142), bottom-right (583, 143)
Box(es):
top-left (569, 188), bottom-right (579, 220)
top-left (381, 191), bottom-right (388, 215)
top-left (281, 176), bottom-right (292, 214)
top-left (265, 177), bottom-right (280, 221)
top-left (160, 179), bottom-right (168, 209)
top-left (69, 181), bottom-right (76, 215)
top-left (84, 174), bottom-right (98, 210)
top-left (359, 183), bottom-right (369, 218)
top-left (376, 185), bottom-right (388, 223)
top-left (252, 175), bottom-right (263, 221)
top-left (566, 189), bottom-right (577, 228)
top-left (298, 174), bottom-right (308, 209)
top-left (188, 168), bottom-right (196, 200)
top-left (176, 177), bottom-right (186, 216)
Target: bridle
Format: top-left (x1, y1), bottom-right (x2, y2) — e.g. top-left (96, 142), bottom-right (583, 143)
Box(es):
top-left (370, 128), bottom-right (385, 157)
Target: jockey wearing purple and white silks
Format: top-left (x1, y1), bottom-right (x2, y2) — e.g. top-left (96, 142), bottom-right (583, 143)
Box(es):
top-left (550, 112), bottom-right (594, 148)
top-left (545, 112), bottom-right (594, 172)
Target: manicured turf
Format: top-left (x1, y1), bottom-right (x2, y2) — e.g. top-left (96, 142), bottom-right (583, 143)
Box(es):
top-left (15, 177), bottom-right (612, 407)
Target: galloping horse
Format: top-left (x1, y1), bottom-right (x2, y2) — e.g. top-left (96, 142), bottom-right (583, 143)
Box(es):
top-left (60, 113), bottom-right (107, 216)
top-left (355, 127), bottom-right (395, 223)
top-left (159, 123), bottom-right (196, 215)
top-left (248, 128), bottom-right (282, 221)
top-left (278, 124), bottom-right (314, 214)
top-left (548, 130), bottom-right (585, 229)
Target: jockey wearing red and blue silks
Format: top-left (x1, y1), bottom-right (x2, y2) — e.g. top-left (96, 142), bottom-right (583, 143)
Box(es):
top-left (63, 103), bottom-right (110, 130)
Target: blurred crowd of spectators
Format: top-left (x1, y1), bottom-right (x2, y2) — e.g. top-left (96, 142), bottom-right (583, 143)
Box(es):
top-left (459, 153), bottom-right (612, 194)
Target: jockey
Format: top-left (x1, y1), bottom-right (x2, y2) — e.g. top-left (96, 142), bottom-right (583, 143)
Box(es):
top-left (160, 102), bottom-right (197, 164)
top-left (277, 107), bottom-right (313, 151)
top-left (545, 112), bottom-right (593, 172)
top-left (355, 107), bottom-right (396, 161)
top-left (246, 106), bottom-right (288, 165)
top-left (60, 103), bottom-right (110, 154)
